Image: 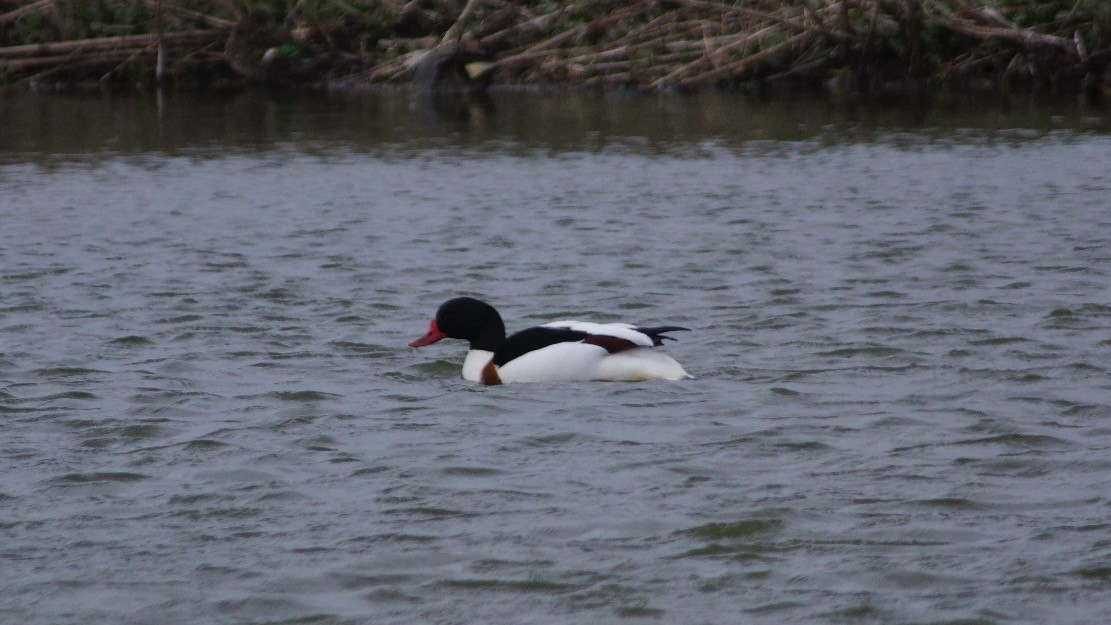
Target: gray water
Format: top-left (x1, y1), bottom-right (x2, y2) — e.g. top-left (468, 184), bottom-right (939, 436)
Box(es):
top-left (2, 90), bottom-right (1110, 625)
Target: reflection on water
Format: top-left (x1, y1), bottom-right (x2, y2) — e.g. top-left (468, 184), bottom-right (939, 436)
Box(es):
top-left (1, 90), bottom-right (1110, 625)
top-left (2, 88), bottom-right (1109, 158)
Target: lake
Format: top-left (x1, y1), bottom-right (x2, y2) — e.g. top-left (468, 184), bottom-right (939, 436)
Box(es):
top-left (1, 88), bottom-right (1109, 624)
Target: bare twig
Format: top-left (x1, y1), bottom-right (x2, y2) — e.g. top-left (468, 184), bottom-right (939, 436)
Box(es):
top-left (0, 30), bottom-right (223, 59)
top-left (672, 31), bottom-right (812, 89)
top-left (926, 0), bottom-right (1080, 57)
top-left (477, 5), bottom-right (577, 47)
top-left (134, 0), bottom-right (235, 29)
top-left (0, 0), bottom-right (62, 27)
top-left (652, 24), bottom-right (780, 88)
top-left (672, 0), bottom-right (853, 41)
top-left (442, 0), bottom-right (484, 43)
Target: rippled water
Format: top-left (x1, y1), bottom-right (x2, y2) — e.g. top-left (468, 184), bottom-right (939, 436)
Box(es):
top-left (2, 91), bottom-right (1110, 624)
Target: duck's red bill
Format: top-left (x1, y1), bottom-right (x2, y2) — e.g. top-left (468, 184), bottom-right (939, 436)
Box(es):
top-left (409, 319), bottom-right (446, 347)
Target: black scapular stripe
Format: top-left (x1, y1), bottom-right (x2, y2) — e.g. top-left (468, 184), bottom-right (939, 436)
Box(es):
top-left (492, 325), bottom-right (690, 365)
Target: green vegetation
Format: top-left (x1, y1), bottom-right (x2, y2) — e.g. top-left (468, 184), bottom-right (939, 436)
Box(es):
top-left (0, 1), bottom-right (1108, 94)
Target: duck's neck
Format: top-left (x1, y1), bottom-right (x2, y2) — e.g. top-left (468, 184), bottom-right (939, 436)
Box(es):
top-left (469, 319), bottom-right (506, 352)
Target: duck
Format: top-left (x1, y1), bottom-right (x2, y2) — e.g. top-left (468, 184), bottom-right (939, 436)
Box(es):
top-left (409, 297), bottom-right (691, 384)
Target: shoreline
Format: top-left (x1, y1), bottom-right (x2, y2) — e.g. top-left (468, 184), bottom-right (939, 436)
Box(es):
top-left (1, 1), bottom-right (1108, 98)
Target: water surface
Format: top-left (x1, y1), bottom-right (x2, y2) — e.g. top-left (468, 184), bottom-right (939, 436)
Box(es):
top-left (1, 90), bottom-right (1110, 624)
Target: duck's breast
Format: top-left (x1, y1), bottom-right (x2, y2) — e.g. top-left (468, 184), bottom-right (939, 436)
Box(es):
top-left (462, 350), bottom-right (495, 382)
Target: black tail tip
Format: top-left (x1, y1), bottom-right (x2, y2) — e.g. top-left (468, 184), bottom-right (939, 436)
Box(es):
top-left (639, 325), bottom-right (691, 346)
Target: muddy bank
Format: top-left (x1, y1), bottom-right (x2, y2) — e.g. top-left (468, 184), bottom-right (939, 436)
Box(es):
top-left (1, 1), bottom-right (1109, 96)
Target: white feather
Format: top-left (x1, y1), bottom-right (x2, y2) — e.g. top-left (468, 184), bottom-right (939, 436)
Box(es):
top-left (541, 320), bottom-right (653, 347)
top-left (592, 348), bottom-right (690, 381)
top-left (498, 342), bottom-right (610, 382)
top-left (494, 343), bottom-right (690, 382)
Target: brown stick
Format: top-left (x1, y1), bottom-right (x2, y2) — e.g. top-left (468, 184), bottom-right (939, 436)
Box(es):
top-left (134, 0), bottom-right (235, 29)
top-left (478, 5), bottom-right (577, 47)
top-left (154, 0), bottom-right (165, 83)
top-left (857, 0), bottom-right (882, 84)
top-left (0, 0), bottom-right (61, 27)
top-left (442, 0), bottom-right (485, 43)
top-left (599, 10), bottom-right (685, 47)
top-left (925, 0), bottom-right (1078, 55)
top-left (2, 48), bottom-right (153, 72)
top-left (18, 44), bottom-right (218, 84)
top-left (929, 11), bottom-right (1077, 55)
top-left (652, 24), bottom-right (781, 88)
top-left (495, 20), bottom-right (712, 65)
top-left (0, 30), bottom-right (223, 59)
top-left (951, 0), bottom-right (1013, 29)
top-left (672, 0), bottom-right (852, 41)
top-left (671, 31), bottom-right (812, 89)
top-left (569, 47), bottom-right (706, 75)
top-left (950, 20), bottom-right (1077, 54)
top-left (494, 4), bottom-right (648, 68)
top-left (377, 36), bottom-right (439, 52)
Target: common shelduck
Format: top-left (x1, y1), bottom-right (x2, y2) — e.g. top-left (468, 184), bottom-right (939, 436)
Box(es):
top-left (409, 297), bottom-right (691, 384)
